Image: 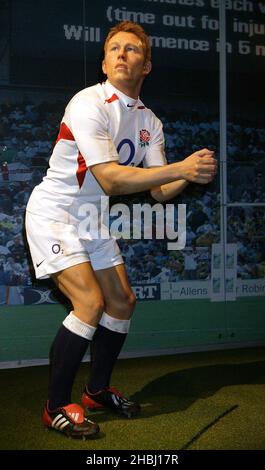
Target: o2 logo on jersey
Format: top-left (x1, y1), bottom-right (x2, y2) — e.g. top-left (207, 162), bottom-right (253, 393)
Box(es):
top-left (117, 139), bottom-right (135, 166)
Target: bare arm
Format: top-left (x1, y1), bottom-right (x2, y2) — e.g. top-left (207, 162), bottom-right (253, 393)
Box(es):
top-left (90, 148), bottom-right (217, 196)
top-left (150, 179), bottom-right (189, 202)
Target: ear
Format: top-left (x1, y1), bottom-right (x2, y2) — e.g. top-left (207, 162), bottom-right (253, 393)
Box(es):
top-left (102, 60), bottom-right (107, 75)
top-left (143, 61), bottom-right (152, 76)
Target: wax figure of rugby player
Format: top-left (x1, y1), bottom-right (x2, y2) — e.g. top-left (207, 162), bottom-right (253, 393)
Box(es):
top-left (25, 21), bottom-right (217, 438)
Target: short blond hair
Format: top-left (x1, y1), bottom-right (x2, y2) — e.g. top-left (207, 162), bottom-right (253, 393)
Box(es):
top-left (104, 21), bottom-right (151, 63)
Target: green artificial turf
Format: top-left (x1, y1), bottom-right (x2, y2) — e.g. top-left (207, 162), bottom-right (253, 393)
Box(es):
top-left (1, 346), bottom-right (265, 450)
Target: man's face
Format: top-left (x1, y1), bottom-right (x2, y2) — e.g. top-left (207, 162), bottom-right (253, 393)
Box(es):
top-left (102, 31), bottom-right (151, 92)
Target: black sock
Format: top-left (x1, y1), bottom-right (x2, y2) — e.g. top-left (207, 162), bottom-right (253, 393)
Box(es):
top-left (48, 325), bottom-right (89, 409)
top-left (88, 324), bottom-right (127, 393)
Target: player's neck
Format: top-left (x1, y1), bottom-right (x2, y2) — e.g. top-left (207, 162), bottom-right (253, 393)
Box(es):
top-left (108, 79), bottom-right (141, 100)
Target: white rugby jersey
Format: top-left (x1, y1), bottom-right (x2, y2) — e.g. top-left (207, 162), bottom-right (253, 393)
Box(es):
top-left (26, 80), bottom-right (166, 222)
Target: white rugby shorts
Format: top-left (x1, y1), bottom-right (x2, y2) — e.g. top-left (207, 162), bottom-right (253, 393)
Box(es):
top-left (25, 211), bottom-right (123, 279)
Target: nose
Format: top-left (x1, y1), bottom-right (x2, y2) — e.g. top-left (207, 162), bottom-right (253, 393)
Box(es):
top-left (117, 47), bottom-right (126, 60)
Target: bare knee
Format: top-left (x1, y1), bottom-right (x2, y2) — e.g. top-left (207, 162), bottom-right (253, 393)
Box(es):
top-left (106, 291), bottom-right (136, 320)
top-left (72, 294), bottom-right (105, 326)
top-left (124, 291), bottom-right (137, 316)
top-left (52, 265), bottom-right (105, 326)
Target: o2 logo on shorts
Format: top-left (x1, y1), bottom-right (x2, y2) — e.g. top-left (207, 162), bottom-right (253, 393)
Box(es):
top-left (117, 139), bottom-right (135, 166)
top-left (52, 243), bottom-right (61, 254)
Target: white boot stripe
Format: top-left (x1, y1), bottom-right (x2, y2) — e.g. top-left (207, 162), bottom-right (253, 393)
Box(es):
top-left (59, 420), bottom-right (70, 430)
top-left (55, 417), bottom-right (67, 428)
top-left (112, 395), bottom-right (119, 406)
top-left (52, 414), bottom-right (63, 426)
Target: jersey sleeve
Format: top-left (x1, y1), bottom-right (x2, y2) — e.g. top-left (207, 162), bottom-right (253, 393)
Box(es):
top-left (67, 95), bottom-right (119, 167)
top-left (142, 115), bottom-right (167, 168)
